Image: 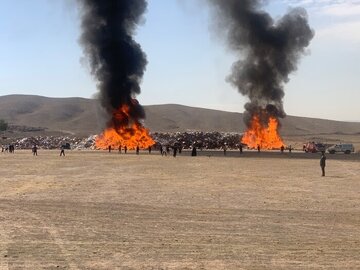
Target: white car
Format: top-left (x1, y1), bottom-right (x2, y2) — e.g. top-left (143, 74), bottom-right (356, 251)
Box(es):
top-left (327, 143), bottom-right (355, 154)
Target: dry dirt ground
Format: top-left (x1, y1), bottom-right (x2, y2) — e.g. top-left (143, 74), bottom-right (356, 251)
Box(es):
top-left (0, 150), bottom-right (359, 269)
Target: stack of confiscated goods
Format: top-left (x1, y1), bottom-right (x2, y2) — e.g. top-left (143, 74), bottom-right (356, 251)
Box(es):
top-left (151, 132), bottom-right (243, 150)
top-left (6, 132), bottom-right (243, 150)
top-left (12, 136), bottom-right (84, 149)
top-left (72, 135), bottom-right (97, 150)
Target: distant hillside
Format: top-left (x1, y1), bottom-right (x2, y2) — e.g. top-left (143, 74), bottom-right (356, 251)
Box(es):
top-left (1, 95), bottom-right (360, 137)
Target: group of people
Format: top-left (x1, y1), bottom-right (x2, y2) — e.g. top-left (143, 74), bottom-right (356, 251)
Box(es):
top-left (1, 144), bottom-right (15, 153)
top-left (159, 145), bottom-right (182, 157)
top-left (1, 144), bottom-right (66, 156)
top-left (109, 145), bottom-right (153, 155)
top-left (2, 141), bottom-right (328, 176)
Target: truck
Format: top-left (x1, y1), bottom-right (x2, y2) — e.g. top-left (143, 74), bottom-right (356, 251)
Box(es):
top-left (327, 143), bottom-right (355, 154)
top-left (303, 142), bottom-right (326, 153)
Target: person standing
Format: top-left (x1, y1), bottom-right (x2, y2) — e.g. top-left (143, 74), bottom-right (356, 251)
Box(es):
top-left (320, 151), bottom-right (326, 177)
top-left (60, 145), bottom-right (65, 156)
top-left (32, 144), bottom-right (38, 156)
top-left (136, 145), bottom-right (140, 155)
top-left (191, 146), bottom-right (197, 157)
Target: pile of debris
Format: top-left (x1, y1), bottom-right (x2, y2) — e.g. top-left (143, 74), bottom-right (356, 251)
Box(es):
top-left (3, 132), bottom-right (243, 150)
top-left (151, 132), bottom-right (243, 150)
top-left (5, 136), bottom-right (96, 150)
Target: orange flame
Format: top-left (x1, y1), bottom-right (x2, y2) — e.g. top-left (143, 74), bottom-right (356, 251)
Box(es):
top-left (241, 115), bottom-right (285, 149)
top-left (95, 104), bottom-right (155, 150)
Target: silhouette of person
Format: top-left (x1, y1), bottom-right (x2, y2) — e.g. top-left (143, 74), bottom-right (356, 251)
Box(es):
top-left (320, 151), bottom-right (326, 176)
top-left (32, 144), bottom-right (38, 156)
top-left (136, 145), bottom-right (139, 155)
top-left (124, 146), bottom-right (127, 154)
top-left (191, 146), bottom-right (197, 156)
top-left (60, 145), bottom-right (65, 156)
top-left (257, 145), bottom-right (261, 153)
top-left (173, 146), bottom-right (178, 157)
top-left (148, 146), bottom-right (151, 154)
top-left (281, 145), bottom-right (284, 153)
top-left (162, 145), bottom-right (167, 156)
top-left (108, 145), bottom-right (111, 153)
top-left (239, 144), bottom-right (243, 154)
top-left (118, 145), bottom-right (121, 154)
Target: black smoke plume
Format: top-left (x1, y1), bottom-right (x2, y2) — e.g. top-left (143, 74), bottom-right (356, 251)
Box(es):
top-left (207, 0), bottom-right (314, 126)
top-left (77, 0), bottom-right (148, 128)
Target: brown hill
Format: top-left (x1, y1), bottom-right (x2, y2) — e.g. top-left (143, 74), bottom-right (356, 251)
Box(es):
top-left (1, 95), bottom-right (360, 138)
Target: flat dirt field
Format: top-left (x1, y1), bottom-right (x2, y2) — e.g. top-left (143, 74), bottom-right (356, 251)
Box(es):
top-left (0, 150), bottom-right (359, 269)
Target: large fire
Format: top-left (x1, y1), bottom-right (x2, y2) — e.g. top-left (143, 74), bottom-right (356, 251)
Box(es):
top-left (95, 104), bottom-right (155, 150)
top-left (241, 114), bottom-right (285, 149)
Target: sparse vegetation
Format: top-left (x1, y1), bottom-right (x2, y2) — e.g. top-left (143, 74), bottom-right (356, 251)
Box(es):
top-left (0, 119), bottom-right (8, 132)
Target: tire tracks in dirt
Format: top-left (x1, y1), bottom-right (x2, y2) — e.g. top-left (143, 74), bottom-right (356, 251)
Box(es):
top-left (0, 201), bottom-right (79, 270)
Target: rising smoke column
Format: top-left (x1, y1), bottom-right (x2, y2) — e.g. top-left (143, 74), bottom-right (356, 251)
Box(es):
top-left (77, 0), bottom-right (148, 129)
top-left (207, 0), bottom-right (314, 127)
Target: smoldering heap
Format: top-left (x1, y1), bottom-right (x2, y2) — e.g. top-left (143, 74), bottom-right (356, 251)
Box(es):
top-left (77, 0), bottom-right (154, 149)
top-left (207, 0), bottom-right (314, 129)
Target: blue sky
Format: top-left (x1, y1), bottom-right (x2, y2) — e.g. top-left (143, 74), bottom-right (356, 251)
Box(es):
top-left (0, 0), bottom-right (359, 121)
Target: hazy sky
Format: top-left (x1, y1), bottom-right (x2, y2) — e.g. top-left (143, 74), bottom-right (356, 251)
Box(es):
top-left (0, 0), bottom-right (359, 121)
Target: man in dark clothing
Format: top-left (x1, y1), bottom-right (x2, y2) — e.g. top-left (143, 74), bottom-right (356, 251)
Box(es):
top-left (136, 146), bottom-right (140, 155)
top-left (60, 145), bottom-right (65, 156)
top-left (173, 146), bottom-right (178, 157)
top-left (108, 145), bottom-right (111, 153)
top-left (320, 152), bottom-right (326, 176)
top-left (239, 144), bottom-right (243, 154)
top-left (32, 144), bottom-right (38, 156)
top-left (124, 146), bottom-right (127, 154)
top-left (257, 145), bottom-right (261, 153)
top-left (148, 146), bottom-right (151, 154)
top-left (191, 146), bottom-right (197, 157)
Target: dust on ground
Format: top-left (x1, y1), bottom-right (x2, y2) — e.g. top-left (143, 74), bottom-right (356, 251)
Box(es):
top-left (0, 150), bottom-right (359, 269)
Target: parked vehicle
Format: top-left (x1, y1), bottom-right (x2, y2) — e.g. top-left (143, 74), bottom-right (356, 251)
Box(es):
top-left (303, 142), bottom-right (326, 153)
top-left (327, 143), bottom-right (354, 154)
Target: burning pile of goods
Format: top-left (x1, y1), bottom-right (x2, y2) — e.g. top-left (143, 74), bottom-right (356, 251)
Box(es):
top-left (5, 133), bottom-right (243, 151)
top-left (73, 0), bottom-right (313, 149)
top-left (4, 1), bottom-right (313, 151)
top-left (208, 0), bottom-right (314, 149)
top-left (77, 0), bottom-right (153, 151)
